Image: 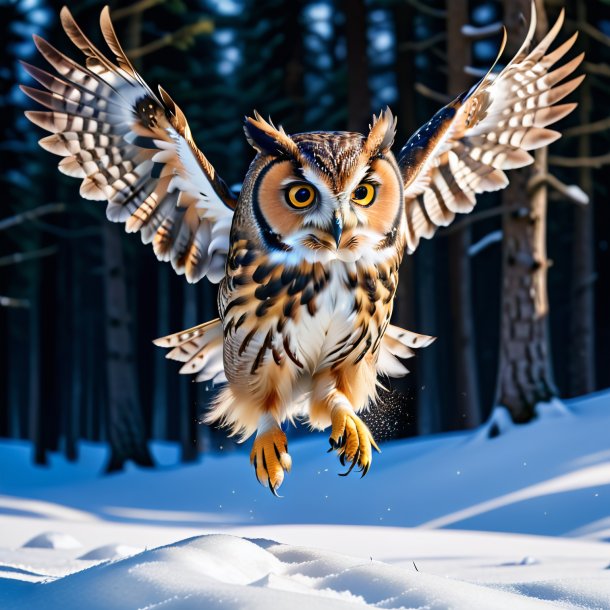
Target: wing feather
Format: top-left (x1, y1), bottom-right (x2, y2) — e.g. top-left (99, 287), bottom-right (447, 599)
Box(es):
top-left (22, 6), bottom-right (236, 283)
top-left (398, 5), bottom-right (582, 253)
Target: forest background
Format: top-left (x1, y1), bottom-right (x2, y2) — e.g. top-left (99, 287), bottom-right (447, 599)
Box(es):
top-left (0, 0), bottom-right (608, 471)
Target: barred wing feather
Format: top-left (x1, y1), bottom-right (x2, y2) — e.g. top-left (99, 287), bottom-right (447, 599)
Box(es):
top-left (22, 6), bottom-right (236, 283)
top-left (398, 6), bottom-right (583, 254)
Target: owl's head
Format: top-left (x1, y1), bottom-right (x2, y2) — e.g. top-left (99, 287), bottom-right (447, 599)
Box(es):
top-left (239, 109), bottom-right (403, 264)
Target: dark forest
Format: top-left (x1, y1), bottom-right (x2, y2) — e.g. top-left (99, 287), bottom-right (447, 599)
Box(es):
top-left (1, 0), bottom-right (608, 472)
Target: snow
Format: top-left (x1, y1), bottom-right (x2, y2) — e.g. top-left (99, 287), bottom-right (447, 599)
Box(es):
top-left (21, 531), bottom-right (81, 550)
top-left (78, 543), bottom-right (143, 560)
top-left (1, 390), bottom-right (610, 609)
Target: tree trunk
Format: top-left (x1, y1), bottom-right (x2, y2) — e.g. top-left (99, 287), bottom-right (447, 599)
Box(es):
top-left (179, 282), bottom-right (198, 463)
top-left (495, 156), bottom-right (557, 421)
top-left (152, 265), bottom-right (169, 439)
top-left (283, 0), bottom-right (305, 127)
top-left (446, 0), bottom-right (480, 428)
top-left (344, 0), bottom-right (371, 131)
top-left (569, 0), bottom-right (595, 396)
top-left (68, 239), bottom-right (82, 459)
top-left (391, 0), bottom-right (420, 435)
top-left (101, 4), bottom-right (153, 472)
top-left (29, 272), bottom-right (46, 465)
top-left (60, 245), bottom-right (77, 461)
top-left (495, 0), bottom-right (556, 423)
top-left (103, 223), bottom-right (154, 472)
top-left (416, 242), bottom-right (443, 434)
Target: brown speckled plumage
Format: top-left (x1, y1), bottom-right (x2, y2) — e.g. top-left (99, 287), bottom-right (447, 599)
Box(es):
top-left (24, 5), bottom-right (582, 494)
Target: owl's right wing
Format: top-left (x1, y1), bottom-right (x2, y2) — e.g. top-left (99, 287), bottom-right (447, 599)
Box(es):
top-left (22, 7), bottom-right (236, 283)
top-left (397, 7), bottom-right (583, 254)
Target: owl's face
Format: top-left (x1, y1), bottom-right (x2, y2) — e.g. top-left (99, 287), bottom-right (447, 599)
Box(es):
top-left (240, 111), bottom-right (404, 265)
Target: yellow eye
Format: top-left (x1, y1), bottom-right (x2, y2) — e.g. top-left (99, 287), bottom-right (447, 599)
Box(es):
top-left (286, 183), bottom-right (316, 209)
top-left (351, 183), bottom-right (376, 207)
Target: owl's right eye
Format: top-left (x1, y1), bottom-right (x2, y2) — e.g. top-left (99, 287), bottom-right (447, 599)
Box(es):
top-left (286, 183), bottom-right (317, 209)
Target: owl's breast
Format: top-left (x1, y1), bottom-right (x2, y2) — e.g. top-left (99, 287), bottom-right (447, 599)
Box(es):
top-left (219, 248), bottom-right (400, 386)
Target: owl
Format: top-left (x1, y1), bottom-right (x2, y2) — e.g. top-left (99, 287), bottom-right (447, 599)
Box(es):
top-left (23, 6), bottom-right (582, 494)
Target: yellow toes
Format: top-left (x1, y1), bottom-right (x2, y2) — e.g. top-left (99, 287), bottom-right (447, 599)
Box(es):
top-left (329, 406), bottom-right (380, 478)
top-left (250, 428), bottom-right (291, 496)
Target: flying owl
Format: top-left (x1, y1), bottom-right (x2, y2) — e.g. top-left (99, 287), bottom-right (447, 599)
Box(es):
top-left (22, 6), bottom-right (582, 494)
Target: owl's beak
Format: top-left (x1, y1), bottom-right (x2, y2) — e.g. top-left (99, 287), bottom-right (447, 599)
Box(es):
top-left (332, 211), bottom-right (343, 248)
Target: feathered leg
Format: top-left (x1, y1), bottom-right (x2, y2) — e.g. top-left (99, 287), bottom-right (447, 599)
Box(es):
top-left (249, 414), bottom-right (292, 496)
top-left (310, 370), bottom-right (380, 477)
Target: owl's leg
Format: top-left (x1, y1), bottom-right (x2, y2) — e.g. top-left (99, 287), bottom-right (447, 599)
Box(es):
top-left (328, 402), bottom-right (380, 477)
top-left (249, 414), bottom-right (292, 496)
top-left (310, 374), bottom-right (380, 477)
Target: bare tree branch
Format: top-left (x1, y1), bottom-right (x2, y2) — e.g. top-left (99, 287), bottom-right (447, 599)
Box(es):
top-left (0, 246), bottom-right (58, 267)
top-left (563, 116), bottom-right (610, 138)
top-left (31, 219), bottom-right (100, 239)
top-left (0, 203), bottom-right (66, 232)
top-left (575, 21), bottom-right (610, 48)
top-left (443, 172), bottom-right (589, 238)
top-left (468, 230), bottom-right (503, 256)
top-left (464, 66), bottom-right (489, 78)
top-left (127, 19), bottom-right (214, 59)
top-left (111, 0), bottom-right (166, 21)
top-left (431, 47), bottom-right (448, 64)
top-left (400, 32), bottom-right (446, 52)
top-left (414, 82), bottom-right (450, 104)
top-left (461, 22), bottom-right (504, 39)
top-left (440, 204), bottom-right (527, 236)
top-left (583, 61), bottom-right (610, 78)
top-left (528, 173), bottom-right (589, 205)
top-left (404, 0), bottom-right (447, 19)
top-left (549, 153), bottom-right (610, 168)
top-left (0, 296), bottom-right (30, 308)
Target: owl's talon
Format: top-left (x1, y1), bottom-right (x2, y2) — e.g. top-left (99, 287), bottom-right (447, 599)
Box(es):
top-left (339, 448), bottom-right (360, 477)
top-left (329, 405), bottom-right (378, 477)
top-left (250, 426), bottom-right (291, 494)
top-left (252, 455), bottom-right (261, 484)
top-left (329, 435), bottom-right (344, 451)
top-left (268, 481), bottom-right (282, 498)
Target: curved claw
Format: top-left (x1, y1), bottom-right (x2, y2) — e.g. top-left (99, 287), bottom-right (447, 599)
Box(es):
top-left (268, 481), bottom-right (283, 498)
top-left (328, 405), bottom-right (378, 478)
top-left (328, 436), bottom-right (344, 450)
top-left (250, 427), bottom-right (291, 496)
top-left (339, 448), bottom-right (360, 477)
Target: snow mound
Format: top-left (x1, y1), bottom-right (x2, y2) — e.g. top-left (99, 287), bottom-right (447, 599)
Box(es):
top-left (22, 532), bottom-right (81, 550)
top-left (3, 391), bottom-right (610, 608)
top-left (78, 543), bottom-right (142, 560)
top-left (511, 579), bottom-right (610, 609)
top-left (8, 534), bottom-right (610, 610)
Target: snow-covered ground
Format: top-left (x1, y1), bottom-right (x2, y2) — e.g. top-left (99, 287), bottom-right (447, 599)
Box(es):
top-left (1, 390), bottom-right (610, 609)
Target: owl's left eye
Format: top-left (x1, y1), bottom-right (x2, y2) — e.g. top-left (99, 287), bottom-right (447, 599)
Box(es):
top-left (286, 183), bottom-right (317, 209)
top-left (351, 183), bottom-right (376, 207)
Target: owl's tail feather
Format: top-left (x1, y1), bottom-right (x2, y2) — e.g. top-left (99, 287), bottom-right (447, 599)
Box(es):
top-left (153, 318), bottom-right (226, 384)
top-left (377, 324), bottom-right (436, 378)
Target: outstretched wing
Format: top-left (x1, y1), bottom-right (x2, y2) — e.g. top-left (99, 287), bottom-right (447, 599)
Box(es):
top-left (398, 7), bottom-right (583, 254)
top-left (22, 6), bottom-right (236, 283)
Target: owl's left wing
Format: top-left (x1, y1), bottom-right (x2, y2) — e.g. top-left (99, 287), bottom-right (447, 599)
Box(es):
top-left (22, 7), bottom-right (236, 283)
top-left (398, 8), bottom-right (583, 254)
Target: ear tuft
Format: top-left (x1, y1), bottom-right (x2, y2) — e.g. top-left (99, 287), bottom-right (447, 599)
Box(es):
top-left (243, 111), bottom-right (300, 158)
top-left (365, 107), bottom-right (397, 156)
